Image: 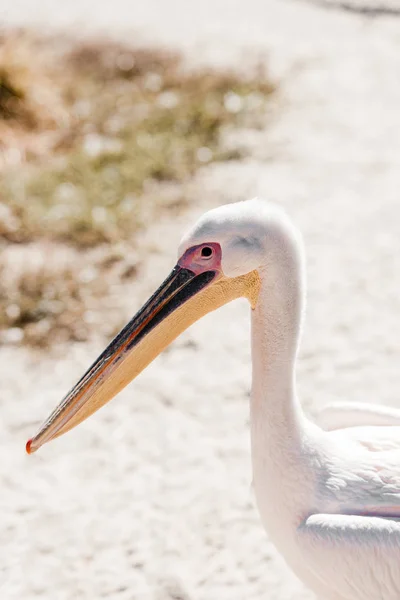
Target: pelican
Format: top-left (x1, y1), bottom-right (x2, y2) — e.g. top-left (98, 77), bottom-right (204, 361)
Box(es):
top-left (27, 198), bottom-right (400, 600)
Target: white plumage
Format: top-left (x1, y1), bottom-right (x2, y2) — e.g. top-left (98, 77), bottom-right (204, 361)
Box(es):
top-left (182, 199), bottom-right (400, 599)
top-left (29, 198), bottom-right (400, 599)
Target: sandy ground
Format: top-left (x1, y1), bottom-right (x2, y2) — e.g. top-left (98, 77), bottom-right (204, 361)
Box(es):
top-left (1, 1), bottom-right (400, 599)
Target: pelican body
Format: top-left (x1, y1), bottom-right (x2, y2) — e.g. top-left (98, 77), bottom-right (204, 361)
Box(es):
top-left (28, 199), bottom-right (400, 600)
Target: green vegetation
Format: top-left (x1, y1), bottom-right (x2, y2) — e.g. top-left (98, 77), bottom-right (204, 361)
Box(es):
top-left (0, 31), bottom-right (275, 346)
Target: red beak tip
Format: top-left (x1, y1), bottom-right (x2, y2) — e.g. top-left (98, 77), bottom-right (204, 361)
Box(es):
top-left (26, 438), bottom-right (33, 454)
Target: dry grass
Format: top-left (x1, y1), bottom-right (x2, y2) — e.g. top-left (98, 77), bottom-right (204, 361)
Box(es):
top-left (0, 245), bottom-right (138, 347)
top-left (0, 260), bottom-right (94, 347)
top-left (0, 32), bottom-right (274, 248)
top-left (0, 31), bottom-right (276, 346)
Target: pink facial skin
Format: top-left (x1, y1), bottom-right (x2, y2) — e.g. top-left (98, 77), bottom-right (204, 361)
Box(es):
top-left (178, 242), bottom-right (222, 276)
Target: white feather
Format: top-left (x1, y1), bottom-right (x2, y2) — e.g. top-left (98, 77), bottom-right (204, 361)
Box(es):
top-left (181, 198), bottom-right (400, 600)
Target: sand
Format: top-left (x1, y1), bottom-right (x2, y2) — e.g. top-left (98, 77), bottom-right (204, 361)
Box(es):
top-left (1, 1), bottom-right (400, 598)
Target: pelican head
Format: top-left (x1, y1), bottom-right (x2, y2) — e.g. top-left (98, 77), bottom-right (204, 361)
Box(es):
top-left (26, 199), bottom-right (276, 453)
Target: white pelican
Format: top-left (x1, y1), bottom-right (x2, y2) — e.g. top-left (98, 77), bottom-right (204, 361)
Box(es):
top-left (27, 199), bottom-right (400, 600)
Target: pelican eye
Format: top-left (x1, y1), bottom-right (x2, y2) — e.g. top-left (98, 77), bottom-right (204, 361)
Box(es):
top-left (201, 246), bottom-right (213, 258)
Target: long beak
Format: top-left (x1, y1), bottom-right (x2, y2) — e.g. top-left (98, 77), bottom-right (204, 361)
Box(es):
top-left (26, 265), bottom-right (260, 454)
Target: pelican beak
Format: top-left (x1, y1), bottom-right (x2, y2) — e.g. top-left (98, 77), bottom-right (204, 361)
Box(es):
top-left (26, 258), bottom-right (260, 454)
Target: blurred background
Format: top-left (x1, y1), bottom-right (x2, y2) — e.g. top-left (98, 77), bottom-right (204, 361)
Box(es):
top-left (1, 1), bottom-right (400, 599)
